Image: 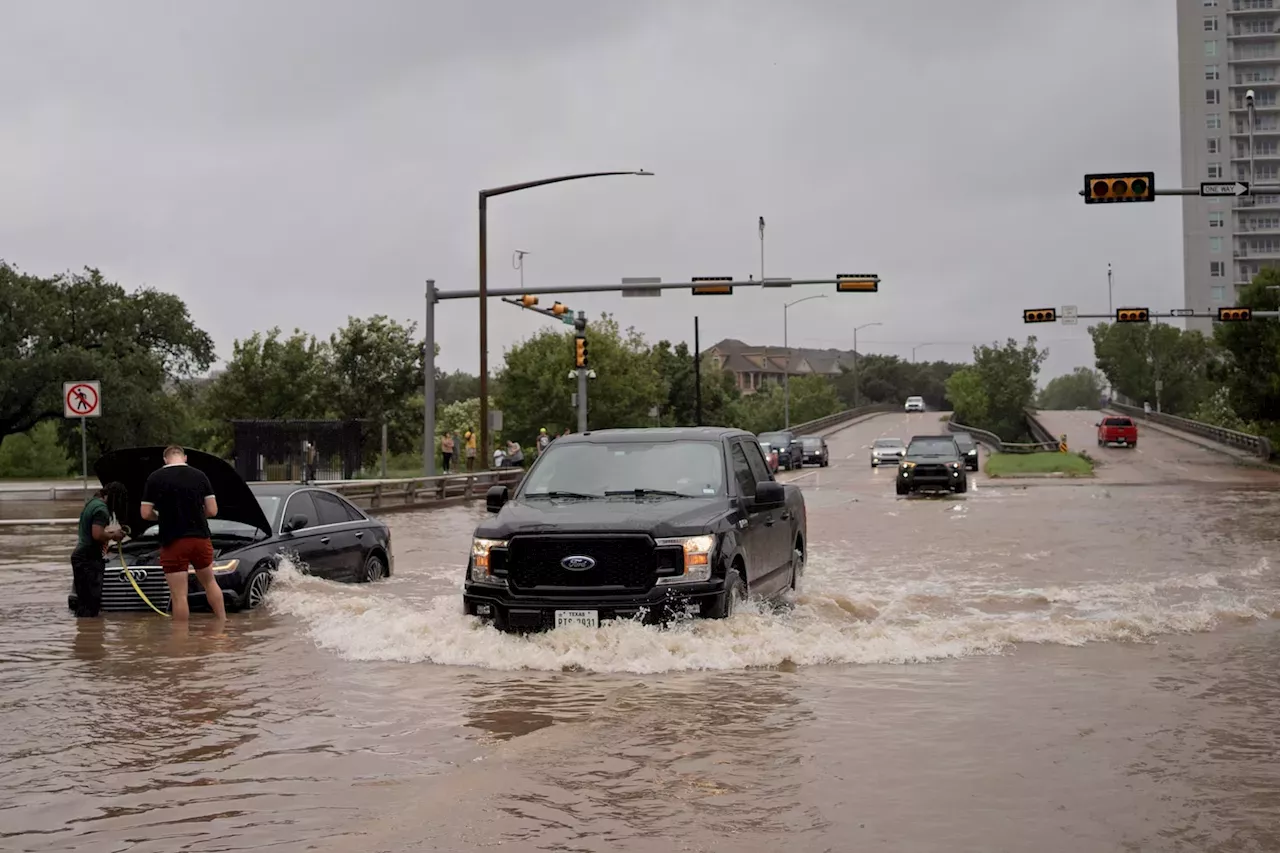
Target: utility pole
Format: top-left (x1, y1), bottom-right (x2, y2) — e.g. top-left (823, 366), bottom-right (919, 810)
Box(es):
top-left (759, 216), bottom-right (765, 286)
top-left (782, 293), bottom-right (827, 429)
top-left (852, 322), bottom-right (882, 407)
top-left (694, 316), bottom-right (702, 426)
top-left (574, 312), bottom-right (589, 432)
top-left (422, 279), bottom-right (436, 476)
top-left (513, 250), bottom-right (530, 291)
top-left (1107, 263), bottom-right (1113, 315)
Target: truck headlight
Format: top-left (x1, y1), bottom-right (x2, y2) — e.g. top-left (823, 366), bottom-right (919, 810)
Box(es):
top-left (655, 534), bottom-right (715, 585)
top-left (470, 537), bottom-right (507, 584)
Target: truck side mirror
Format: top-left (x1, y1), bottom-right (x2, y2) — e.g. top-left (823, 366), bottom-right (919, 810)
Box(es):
top-left (752, 481), bottom-right (785, 509)
top-left (486, 485), bottom-right (509, 513)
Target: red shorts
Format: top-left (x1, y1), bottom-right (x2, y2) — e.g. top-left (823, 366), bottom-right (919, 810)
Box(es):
top-left (160, 537), bottom-right (215, 575)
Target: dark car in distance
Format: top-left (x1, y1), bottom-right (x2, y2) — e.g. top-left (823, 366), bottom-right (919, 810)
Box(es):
top-left (951, 431), bottom-right (980, 470)
top-left (69, 447), bottom-right (393, 614)
top-left (896, 435), bottom-right (968, 496)
top-left (758, 430), bottom-right (802, 470)
top-left (463, 427), bottom-right (808, 632)
top-left (797, 435), bottom-right (830, 467)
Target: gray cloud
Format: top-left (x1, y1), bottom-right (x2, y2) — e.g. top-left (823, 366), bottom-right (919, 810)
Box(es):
top-left (1, 0), bottom-right (1181, 385)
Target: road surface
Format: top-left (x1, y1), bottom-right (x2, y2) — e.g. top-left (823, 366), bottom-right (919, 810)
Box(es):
top-left (4, 408), bottom-right (1279, 852)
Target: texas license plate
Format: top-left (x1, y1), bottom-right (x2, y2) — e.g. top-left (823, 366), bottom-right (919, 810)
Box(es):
top-left (554, 610), bottom-right (599, 629)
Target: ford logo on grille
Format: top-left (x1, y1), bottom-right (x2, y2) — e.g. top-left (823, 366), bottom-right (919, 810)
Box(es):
top-left (560, 555), bottom-right (596, 571)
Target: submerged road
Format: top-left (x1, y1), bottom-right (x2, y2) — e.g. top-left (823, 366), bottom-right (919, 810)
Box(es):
top-left (2, 410), bottom-right (1279, 852)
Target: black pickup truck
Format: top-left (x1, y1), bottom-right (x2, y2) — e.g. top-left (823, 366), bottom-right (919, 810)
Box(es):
top-left (463, 427), bottom-right (808, 632)
top-left (896, 434), bottom-right (969, 495)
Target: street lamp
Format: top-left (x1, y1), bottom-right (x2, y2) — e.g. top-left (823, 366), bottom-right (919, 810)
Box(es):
top-left (852, 322), bottom-right (882, 407)
top-left (911, 342), bottom-right (935, 363)
top-left (477, 169), bottom-right (652, 463)
top-left (783, 294), bottom-right (827, 428)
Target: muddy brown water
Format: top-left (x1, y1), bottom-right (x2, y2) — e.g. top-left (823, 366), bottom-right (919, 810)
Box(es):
top-left (2, 412), bottom-right (1279, 852)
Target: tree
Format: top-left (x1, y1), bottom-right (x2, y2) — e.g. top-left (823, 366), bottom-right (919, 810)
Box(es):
top-left (329, 315), bottom-right (424, 458)
top-left (1213, 272), bottom-right (1280, 434)
top-left (953, 337), bottom-right (1047, 439)
top-left (1090, 321), bottom-right (1212, 415)
top-left (202, 328), bottom-right (332, 422)
top-left (496, 314), bottom-right (665, 446)
top-left (0, 421), bottom-right (72, 478)
top-left (728, 376), bottom-right (842, 434)
top-left (0, 263), bottom-right (215, 460)
top-left (437, 369), bottom-right (480, 407)
top-left (833, 355), bottom-right (965, 410)
top-left (1036, 367), bottom-right (1106, 410)
top-left (650, 342), bottom-right (740, 427)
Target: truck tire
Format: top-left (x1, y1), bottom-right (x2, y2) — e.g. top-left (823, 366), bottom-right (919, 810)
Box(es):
top-left (954, 477), bottom-right (968, 494)
top-left (708, 569), bottom-right (746, 619)
top-left (895, 481), bottom-right (909, 496)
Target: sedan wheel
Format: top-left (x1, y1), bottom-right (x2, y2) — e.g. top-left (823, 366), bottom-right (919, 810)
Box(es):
top-left (361, 553), bottom-right (386, 583)
top-left (245, 569), bottom-right (272, 610)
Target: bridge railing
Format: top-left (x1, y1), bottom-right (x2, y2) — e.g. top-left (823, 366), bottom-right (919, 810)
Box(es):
top-left (945, 418), bottom-right (1005, 452)
top-left (790, 403), bottom-right (899, 435)
top-left (1105, 401), bottom-right (1273, 459)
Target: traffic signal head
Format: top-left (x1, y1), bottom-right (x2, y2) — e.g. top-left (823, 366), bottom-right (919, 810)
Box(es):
top-left (1218, 306), bottom-right (1253, 322)
top-left (519, 295), bottom-right (538, 307)
top-left (836, 274), bottom-right (879, 293)
top-left (1115, 307), bottom-right (1150, 323)
top-left (1084, 172), bottom-right (1155, 204)
top-left (574, 335), bottom-right (588, 368)
top-left (692, 276), bottom-right (733, 295)
top-left (550, 302), bottom-right (569, 316)
top-left (1023, 308), bottom-right (1057, 324)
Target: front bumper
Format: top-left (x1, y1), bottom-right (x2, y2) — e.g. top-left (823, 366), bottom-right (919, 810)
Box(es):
top-left (899, 467), bottom-right (965, 491)
top-left (872, 453), bottom-right (904, 466)
top-left (463, 579), bottom-right (729, 632)
top-left (964, 452), bottom-right (979, 469)
top-left (67, 566), bottom-right (246, 613)
top-left (802, 452), bottom-right (827, 464)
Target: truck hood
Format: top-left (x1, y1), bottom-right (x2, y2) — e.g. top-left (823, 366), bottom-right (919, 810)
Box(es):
top-left (904, 453), bottom-right (961, 464)
top-left (476, 496), bottom-right (729, 539)
top-left (94, 446), bottom-right (273, 538)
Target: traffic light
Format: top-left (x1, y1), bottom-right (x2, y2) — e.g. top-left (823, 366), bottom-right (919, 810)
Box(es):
top-left (692, 276), bottom-right (733, 295)
top-left (835, 274), bottom-right (879, 293)
top-left (1115, 307), bottom-right (1150, 323)
top-left (574, 335), bottom-right (588, 368)
top-left (519, 295), bottom-right (538, 307)
top-left (550, 302), bottom-right (572, 324)
top-left (1218, 306), bottom-right (1253, 322)
top-left (1084, 172), bottom-right (1155, 204)
top-left (1023, 308), bottom-right (1057, 323)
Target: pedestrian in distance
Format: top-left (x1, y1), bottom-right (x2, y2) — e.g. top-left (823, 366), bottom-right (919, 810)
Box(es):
top-left (440, 431), bottom-right (455, 473)
top-left (70, 481), bottom-right (129, 618)
top-left (537, 427), bottom-right (551, 456)
top-left (140, 445), bottom-right (227, 621)
top-left (464, 429), bottom-right (477, 472)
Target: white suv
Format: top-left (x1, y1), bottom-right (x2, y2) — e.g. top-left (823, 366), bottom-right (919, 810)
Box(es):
top-left (904, 396), bottom-right (925, 413)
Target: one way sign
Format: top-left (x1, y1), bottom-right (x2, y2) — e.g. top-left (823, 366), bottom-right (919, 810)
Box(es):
top-left (1201, 181), bottom-right (1250, 197)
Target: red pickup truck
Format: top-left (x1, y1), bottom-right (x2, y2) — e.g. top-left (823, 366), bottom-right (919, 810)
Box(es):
top-left (1097, 415), bottom-right (1138, 448)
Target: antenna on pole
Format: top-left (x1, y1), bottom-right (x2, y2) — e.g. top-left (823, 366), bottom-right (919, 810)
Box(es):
top-left (513, 250), bottom-right (530, 291)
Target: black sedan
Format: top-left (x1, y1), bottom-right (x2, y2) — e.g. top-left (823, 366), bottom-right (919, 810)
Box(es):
top-left (68, 447), bottom-right (393, 614)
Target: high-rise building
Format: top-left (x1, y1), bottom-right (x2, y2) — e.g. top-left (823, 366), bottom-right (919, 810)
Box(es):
top-left (1178, 0), bottom-right (1279, 332)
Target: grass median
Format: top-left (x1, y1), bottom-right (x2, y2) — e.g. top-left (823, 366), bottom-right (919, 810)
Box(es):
top-left (984, 451), bottom-right (1094, 478)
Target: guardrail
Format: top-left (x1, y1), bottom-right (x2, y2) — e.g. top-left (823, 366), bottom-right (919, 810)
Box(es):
top-left (1105, 401), bottom-right (1273, 459)
top-left (331, 467), bottom-right (526, 511)
top-left (945, 418), bottom-right (1004, 452)
top-left (1016, 409), bottom-right (1068, 453)
top-left (790, 403), bottom-right (899, 435)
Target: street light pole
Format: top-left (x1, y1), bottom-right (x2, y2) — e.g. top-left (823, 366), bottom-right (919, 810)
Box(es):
top-left (782, 294), bottom-right (827, 428)
top-left (423, 279), bottom-right (437, 476)
top-left (852, 322), bottom-right (882, 407)
top-left (912, 343), bottom-right (934, 363)
top-left (477, 169), bottom-right (652, 466)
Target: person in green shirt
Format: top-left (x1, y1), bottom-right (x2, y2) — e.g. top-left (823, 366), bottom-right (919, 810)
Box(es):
top-left (72, 481), bottom-right (129, 617)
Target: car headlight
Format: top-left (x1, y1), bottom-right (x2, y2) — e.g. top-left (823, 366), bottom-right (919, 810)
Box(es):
top-left (900, 460), bottom-right (916, 469)
top-left (470, 537), bottom-right (508, 584)
top-left (655, 534), bottom-right (715, 585)
top-left (211, 560), bottom-right (240, 575)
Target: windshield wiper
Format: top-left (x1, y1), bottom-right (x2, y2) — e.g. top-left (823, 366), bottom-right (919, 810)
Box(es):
top-left (525, 490), bottom-right (601, 500)
top-left (604, 488), bottom-right (689, 498)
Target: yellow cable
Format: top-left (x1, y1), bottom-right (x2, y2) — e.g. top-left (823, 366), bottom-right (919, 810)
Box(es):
top-left (115, 526), bottom-right (169, 618)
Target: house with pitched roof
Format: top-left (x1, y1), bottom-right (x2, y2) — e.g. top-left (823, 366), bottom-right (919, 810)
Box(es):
top-left (704, 338), bottom-right (856, 395)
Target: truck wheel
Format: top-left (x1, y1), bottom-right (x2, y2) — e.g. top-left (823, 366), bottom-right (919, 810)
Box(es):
top-left (954, 478), bottom-right (968, 494)
top-left (708, 569), bottom-right (746, 619)
top-left (1129, 440), bottom-right (1138, 449)
top-left (895, 481), bottom-right (909, 496)
top-left (789, 546), bottom-right (804, 592)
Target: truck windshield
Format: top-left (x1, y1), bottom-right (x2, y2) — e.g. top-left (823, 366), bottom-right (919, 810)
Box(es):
top-left (907, 439), bottom-right (958, 457)
top-left (521, 441), bottom-right (726, 498)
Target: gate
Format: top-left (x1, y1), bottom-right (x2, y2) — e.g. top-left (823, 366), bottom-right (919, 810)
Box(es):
top-left (230, 419), bottom-right (366, 483)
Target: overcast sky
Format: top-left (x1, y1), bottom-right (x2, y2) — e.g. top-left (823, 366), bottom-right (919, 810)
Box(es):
top-left (1, 1), bottom-right (1182, 384)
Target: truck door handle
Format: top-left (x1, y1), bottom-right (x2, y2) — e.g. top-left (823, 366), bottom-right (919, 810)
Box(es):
top-left (320, 537), bottom-right (331, 545)
top-left (354, 531), bottom-right (364, 539)
top-left (764, 515), bottom-right (775, 526)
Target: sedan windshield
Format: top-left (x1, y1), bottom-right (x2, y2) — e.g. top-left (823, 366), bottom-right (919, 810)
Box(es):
top-left (758, 432), bottom-right (792, 446)
top-left (520, 441), bottom-right (726, 498)
top-left (800, 437), bottom-right (824, 449)
top-left (908, 439), bottom-right (958, 457)
top-left (874, 438), bottom-right (904, 448)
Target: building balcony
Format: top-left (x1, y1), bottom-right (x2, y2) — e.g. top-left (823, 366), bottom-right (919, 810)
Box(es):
top-left (1231, 76), bottom-right (1280, 86)
top-left (1230, 0), bottom-right (1276, 13)
top-left (1233, 246), bottom-right (1280, 257)
top-left (1232, 150), bottom-right (1280, 158)
top-left (1230, 101), bottom-right (1280, 110)
top-left (1235, 221), bottom-right (1280, 231)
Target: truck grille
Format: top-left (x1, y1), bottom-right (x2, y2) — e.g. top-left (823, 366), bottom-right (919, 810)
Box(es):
top-left (100, 566), bottom-right (172, 612)
top-left (505, 535), bottom-right (658, 594)
top-left (913, 464), bottom-right (951, 478)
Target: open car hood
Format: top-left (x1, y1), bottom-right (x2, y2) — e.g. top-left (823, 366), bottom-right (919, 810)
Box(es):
top-left (93, 446), bottom-right (273, 538)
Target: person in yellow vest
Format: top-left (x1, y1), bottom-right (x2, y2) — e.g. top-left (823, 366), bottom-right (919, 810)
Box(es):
top-left (464, 429), bottom-right (477, 472)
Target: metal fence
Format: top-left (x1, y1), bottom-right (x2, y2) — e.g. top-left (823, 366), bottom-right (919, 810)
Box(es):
top-left (790, 403), bottom-right (899, 435)
top-left (946, 418), bottom-right (1005, 452)
top-left (1104, 402), bottom-right (1273, 459)
top-left (231, 419), bottom-right (366, 482)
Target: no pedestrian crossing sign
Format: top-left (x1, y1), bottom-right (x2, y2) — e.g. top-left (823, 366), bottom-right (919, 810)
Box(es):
top-left (64, 381), bottom-right (102, 418)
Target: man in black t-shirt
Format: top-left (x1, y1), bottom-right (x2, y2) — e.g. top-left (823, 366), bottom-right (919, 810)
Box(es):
top-left (140, 445), bottom-right (226, 621)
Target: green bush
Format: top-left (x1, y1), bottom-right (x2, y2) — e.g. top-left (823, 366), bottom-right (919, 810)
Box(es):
top-left (0, 421), bottom-right (74, 478)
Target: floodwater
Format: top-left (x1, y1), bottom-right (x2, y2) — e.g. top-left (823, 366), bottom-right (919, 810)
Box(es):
top-left (2, 412), bottom-right (1280, 852)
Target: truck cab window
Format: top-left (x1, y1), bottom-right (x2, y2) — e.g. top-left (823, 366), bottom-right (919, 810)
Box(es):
top-left (730, 443), bottom-right (756, 497)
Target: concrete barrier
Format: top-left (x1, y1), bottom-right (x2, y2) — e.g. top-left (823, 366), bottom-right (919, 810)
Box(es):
top-left (788, 403), bottom-right (899, 435)
top-left (1106, 401), bottom-right (1272, 459)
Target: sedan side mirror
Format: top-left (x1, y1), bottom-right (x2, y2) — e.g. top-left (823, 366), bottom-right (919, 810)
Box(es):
top-left (283, 514), bottom-right (309, 533)
top-left (486, 485), bottom-right (510, 514)
top-left (752, 481), bottom-right (786, 509)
